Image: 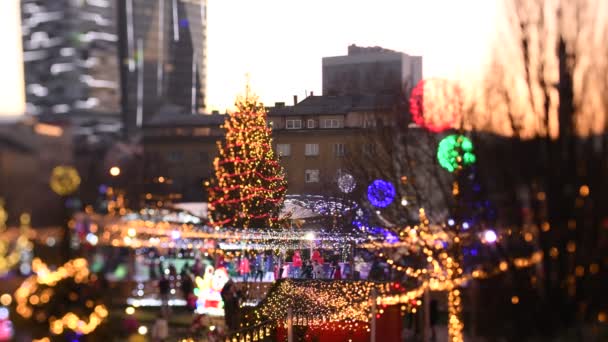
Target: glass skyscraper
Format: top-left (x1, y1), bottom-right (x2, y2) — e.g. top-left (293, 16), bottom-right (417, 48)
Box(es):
top-left (20, 0), bottom-right (121, 117)
top-left (20, 0), bottom-right (207, 133)
top-left (119, 0), bottom-right (207, 133)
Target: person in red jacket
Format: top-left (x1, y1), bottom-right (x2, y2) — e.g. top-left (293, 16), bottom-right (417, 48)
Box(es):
top-left (311, 250), bottom-right (324, 265)
top-left (291, 251), bottom-right (302, 278)
top-left (239, 256), bottom-right (250, 282)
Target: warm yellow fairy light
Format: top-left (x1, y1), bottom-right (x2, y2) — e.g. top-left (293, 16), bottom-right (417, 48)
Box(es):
top-left (208, 94), bottom-right (287, 229)
top-left (447, 288), bottom-right (463, 342)
top-left (0, 293), bottom-right (11, 306)
top-left (0, 203), bottom-right (33, 275)
top-left (109, 166), bottom-right (121, 177)
top-left (49, 166), bottom-right (81, 196)
top-left (14, 258), bottom-right (107, 336)
top-left (579, 185), bottom-right (589, 197)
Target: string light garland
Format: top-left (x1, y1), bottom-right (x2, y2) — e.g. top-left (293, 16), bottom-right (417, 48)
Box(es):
top-left (49, 166), bottom-right (81, 196)
top-left (14, 258), bottom-right (108, 337)
top-left (448, 288), bottom-right (463, 342)
top-left (207, 93), bottom-right (287, 229)
top-left (437, 135), bottom-right (476, 172)
top-left (367, 180), bottom-right (396, 208)
top-left (242, 279), bottom-right (418, 333)
top-left (409, 78), bottom-right (463, 133)
top-left (0, 202), bottom-right (33, 275)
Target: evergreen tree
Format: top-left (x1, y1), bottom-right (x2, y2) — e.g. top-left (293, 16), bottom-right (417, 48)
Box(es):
top-left (208, 94), bottom-right (287, 228)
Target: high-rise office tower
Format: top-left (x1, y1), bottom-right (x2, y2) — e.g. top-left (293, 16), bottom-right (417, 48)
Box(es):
top-left (119, 0), bottom-right (207, 133)
top-left (20, 0), bottom-right (121, 117)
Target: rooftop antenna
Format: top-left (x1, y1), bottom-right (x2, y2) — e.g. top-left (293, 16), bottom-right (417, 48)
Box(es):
top-left (245, 72), bottom-right (251, 101)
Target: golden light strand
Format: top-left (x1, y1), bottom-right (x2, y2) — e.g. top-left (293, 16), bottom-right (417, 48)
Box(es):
top-left (14, 258), bottom-right (107, 336)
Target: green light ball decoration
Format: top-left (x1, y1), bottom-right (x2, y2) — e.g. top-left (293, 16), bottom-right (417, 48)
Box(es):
top-left (437, 135), bottom-right (476, 172)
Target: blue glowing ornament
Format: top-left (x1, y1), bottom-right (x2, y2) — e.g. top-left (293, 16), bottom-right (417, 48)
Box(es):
top-left (367, 180), bottom-right (396, 208)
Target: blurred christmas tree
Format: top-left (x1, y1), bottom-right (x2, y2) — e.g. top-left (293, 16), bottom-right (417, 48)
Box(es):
top-left (208, 93), bottom-right (287, 229)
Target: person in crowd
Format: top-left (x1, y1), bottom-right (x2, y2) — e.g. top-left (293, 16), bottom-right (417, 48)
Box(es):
top-left (330, 260), bottom-right (342, 280)
top-left (253, 253), bottom-right (264, 282)
top-left (311, 250), bottom-right (324, 265)
top-left (181, 272), bottom-right (194, 302)
top-left (149, 260), bottom-right (158, 280)
top-left (220, 279), bottom-right (240, 332)
top-left (192, 258), bottom-right (202, 277)
top-left (368, 260), bottom-right (384, 281)
top-left (168, 263), bottom-right (177, 279)
top-left (430, 299), bottom-right (439, 341)
top-left (158, 274), bottom-right (170, 316)
top-left (158, 261), bottom-right (165, 278)
top-left (264, 254), bottom-right (274, 281)
top-left (151, 312), bottom-right (169, 342)
top-left (238, 256), bottom-right (250, 282)
top-left (181, 262), bottom-right (191, 277)
top-left (215, 253), bottom-right (225, 269)
top-left (281, 262), bottom-right (290, 279)
top-left (291, 251), bottom-right (302, 278)
top-left (313, 260), bottom-right (324, 279)
top-left (300, 259), bottom-right (313, 279)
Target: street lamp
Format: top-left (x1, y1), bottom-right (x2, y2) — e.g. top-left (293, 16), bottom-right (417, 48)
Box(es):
top-left (109, 166), bottom-right (121, 177)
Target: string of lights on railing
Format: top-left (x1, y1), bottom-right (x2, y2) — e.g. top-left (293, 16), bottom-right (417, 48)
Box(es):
top-left (235, 279), bottom-right (419, 337)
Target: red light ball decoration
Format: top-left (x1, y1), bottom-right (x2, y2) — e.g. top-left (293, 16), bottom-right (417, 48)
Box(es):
top-left (409, 78), bottom-right (463, 133)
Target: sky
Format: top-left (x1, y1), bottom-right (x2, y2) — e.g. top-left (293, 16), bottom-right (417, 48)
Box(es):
top-left (0, 0), bottom-right (500, 116)
top-left (0, 1), bottom-right (26, 118)
top-left (205, 0), bottom-right (500, 112)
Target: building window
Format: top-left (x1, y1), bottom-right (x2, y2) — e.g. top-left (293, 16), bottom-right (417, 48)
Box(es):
top-left (305, 143), bottom-right (319, 156)
top-left (286, 119), bottom-right (302, 129)
top-left (305, 169), bottom-right (320, 183)
top-left (307, 119), bottom-right (315, 128)
top-left (334, 143), bottom-right (345, 157)
top-left (167, 151), bottom-right (183, 163)
top-left (363, 143), bottom-right (376, 155)
top-left (276, 144), bottom-right (291, 157)
top-left (363, 118), bottom-right (377, 128)
top-left (321, 119), bottom-right (343, 128)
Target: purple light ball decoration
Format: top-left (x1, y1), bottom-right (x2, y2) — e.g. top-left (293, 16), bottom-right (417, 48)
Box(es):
top-left (367, 180), bottom-right (396, 208)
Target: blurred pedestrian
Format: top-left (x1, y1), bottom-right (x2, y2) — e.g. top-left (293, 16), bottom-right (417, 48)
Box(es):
top-left (311, 250), bottom-right (324, 265)
top-left (221, 279), bottom-right (240, 332)
top-left (313, 260), bottom-right (324, 279)
top-left (168, 263), bottom-right (177, 279)
top-left (253, 253), bottom-right (264, 282)
top-left (300, 260), bottom-right (313, 279)
top-left (181, 273), bottom-right (194, 301)
top-left (151, 313), bottom-right (169, 342)
top-left (192, 258), bottom-right (202, 276)
top-left (181, 262), bottom-right (190, 277)
top-left (158, 275), bottom-right (170, 316)
top-left (291, 251), bottom-right (302, 278)
top-left (239, 256), bottom-right (250, 282)
top-left (330, 260), bottom-right (342, 280)
top-left (149, 260), bottom-right (157, 280)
